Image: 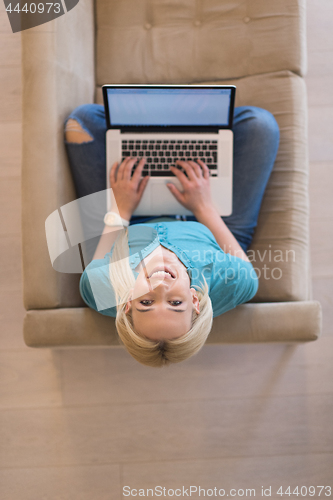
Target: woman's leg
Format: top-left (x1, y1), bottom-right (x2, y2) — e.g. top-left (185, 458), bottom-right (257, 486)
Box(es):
top-left (64, 104), bottom-right (171, 262)
top-left (223, 106), bottom-right (280, 252)
top-left (187, 106), bottom-right (280, 252)
top-left (65, 104), bottom-right (107, 198)
top-left (65, 104), bottom-right (110, 263)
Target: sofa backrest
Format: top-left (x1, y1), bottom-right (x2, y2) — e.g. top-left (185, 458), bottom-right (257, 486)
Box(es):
top-left (95, 0), bottom-right (306, 86)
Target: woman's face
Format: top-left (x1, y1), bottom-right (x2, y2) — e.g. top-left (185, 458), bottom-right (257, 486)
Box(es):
top-left (125, 246), bottom-right (200, 340)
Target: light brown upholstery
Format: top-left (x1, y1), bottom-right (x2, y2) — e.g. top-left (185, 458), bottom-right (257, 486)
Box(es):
top-left (21, 0), bottom-right (322, 347)
top-left (96, 0), bottom-right (307, 84)
top-left (24, 301), bottom-right (321, 348)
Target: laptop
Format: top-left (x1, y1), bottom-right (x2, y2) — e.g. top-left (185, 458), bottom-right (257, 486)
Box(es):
top-left (102, 84), bottom-right (236, 216)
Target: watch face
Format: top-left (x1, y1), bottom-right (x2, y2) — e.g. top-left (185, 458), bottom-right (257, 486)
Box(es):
top-left (104, 212), bottom-right (121, 226)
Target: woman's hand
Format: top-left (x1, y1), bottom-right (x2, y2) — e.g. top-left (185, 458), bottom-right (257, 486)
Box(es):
top-left (167, 159), bottom-right (215, 217)
top-left (109, 157), bottom-right (149, 221)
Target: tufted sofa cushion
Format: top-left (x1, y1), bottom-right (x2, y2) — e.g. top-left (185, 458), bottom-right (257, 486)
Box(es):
top-left (96, 0), bottom-right (306, 85)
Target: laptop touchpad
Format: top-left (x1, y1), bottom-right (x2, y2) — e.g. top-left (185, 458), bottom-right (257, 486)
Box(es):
top-left (150, 182), bottom-right (178, 210)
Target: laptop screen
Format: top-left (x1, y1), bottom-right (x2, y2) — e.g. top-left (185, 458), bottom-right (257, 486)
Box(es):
top-left (103, 85), bottom-right (235, 131)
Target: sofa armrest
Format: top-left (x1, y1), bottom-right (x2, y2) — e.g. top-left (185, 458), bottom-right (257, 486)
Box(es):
top-left (21, 0), bottom-right (95, 310)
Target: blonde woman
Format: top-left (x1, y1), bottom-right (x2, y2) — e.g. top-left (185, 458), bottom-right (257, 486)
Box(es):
top-left (65, 104), bottom-right (279, 367)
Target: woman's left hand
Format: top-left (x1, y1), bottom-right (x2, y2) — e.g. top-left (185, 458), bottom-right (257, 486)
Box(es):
top-left (109, 157), bottom-right (150, 221)
top-left (166, 159), bottom-right (214, 217)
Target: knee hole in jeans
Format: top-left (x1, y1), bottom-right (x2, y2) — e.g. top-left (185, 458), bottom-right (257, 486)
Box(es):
top-left (65, 119), bottom-right (94, 144)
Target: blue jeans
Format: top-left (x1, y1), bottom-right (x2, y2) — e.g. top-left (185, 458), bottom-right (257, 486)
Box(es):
top-left (65, 104), bottom-right (279, 259)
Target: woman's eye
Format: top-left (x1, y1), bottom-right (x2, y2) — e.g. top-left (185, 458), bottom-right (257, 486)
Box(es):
top-left (140, 300), bottom-right (153, 306)
top-left (170, 301), bottom-right (182, 306)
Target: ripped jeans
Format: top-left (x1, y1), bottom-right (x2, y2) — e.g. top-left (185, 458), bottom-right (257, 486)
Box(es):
top-left (64, 104), bottom-right (280, 261)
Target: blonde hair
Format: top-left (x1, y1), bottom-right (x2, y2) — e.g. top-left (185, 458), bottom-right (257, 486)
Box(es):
top-left (108, 228), bottom-right (213, 367)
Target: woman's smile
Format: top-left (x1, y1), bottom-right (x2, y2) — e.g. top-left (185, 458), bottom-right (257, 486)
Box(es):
top-left (148, 266), bottom-right (176, 280)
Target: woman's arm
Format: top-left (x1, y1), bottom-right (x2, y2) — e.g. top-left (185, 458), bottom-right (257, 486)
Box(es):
top-left (194, 205), bottom-right (249, 262)
top-left (167, 160), bottom-right (249, 262)
top-left (92, 157), bottom-right (149, 261)
top-left (92, 225), bottom-right (122, 260)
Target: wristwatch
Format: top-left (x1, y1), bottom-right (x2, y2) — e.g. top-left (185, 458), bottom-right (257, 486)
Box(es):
top-left (104, 211), bottom-right (129, 227)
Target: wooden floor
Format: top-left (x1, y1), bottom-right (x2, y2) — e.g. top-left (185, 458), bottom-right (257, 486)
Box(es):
top-left (0, 2), bottom-right (332, 499)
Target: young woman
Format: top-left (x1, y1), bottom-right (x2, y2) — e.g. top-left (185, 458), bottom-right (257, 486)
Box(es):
top-left (64, 104), bottom-right (279, 367)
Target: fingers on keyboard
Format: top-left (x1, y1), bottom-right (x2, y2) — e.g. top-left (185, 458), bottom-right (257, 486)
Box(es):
top-left (122, 139), bottom-right (217, 177)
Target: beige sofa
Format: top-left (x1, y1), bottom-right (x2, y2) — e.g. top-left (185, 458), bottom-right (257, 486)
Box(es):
top-left (21, 0), bottom-right (322, 347)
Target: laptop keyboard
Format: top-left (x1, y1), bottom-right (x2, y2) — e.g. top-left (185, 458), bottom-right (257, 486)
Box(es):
top-left (121, 139), bottom-right (218, 177)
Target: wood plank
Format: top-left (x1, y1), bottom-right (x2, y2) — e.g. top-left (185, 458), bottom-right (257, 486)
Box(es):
top-left (0, 177), bottom-right (21, 235)
top-left (0, 349), bottom-right (63, 409)
top-left (122, 454), bottom-right (333, 498)
top-left (306, 74), bottom-right (333, 107)
top-left (308, 106), bottom-right (333, 162)
top-left (310, 217), bottom-right (333, 277)
top-left (0, 234), bottom-right (23, 292)
top-left (0, 66), bottom-right (22, 123)
top-left (0, 464), bottom-right (121, 500)
top-left (0, 394), bottom-right (332, 468)
top-left (0, 290), bottom-right (26, 349)
top-left (309, 161), bottom-right (333, 219)
top-left (0, 34), bottom-right (21, 67)
top-left (306, 50), bottom-right (333, 78)
top-left (0, 123), bottom-right (22, 177)
top-left (307, 0), bottom-right (333, 52)
top-left (312, 276), bottom-right (333, 338)
top-left (60, 338), bottom-right (333, 407)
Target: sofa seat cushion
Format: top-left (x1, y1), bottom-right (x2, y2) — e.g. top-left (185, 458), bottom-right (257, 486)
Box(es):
top-left (96, 69), bottom-right (309, 302)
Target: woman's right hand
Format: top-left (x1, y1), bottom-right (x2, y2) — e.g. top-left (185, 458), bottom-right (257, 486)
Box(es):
top-left (166, 159), bottom-right (215, 218)
top-left (109, 157), bottom-right (150, 221)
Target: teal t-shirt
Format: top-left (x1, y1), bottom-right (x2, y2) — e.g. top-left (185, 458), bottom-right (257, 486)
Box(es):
top-left (79, 221), bottom-right (258, 318)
